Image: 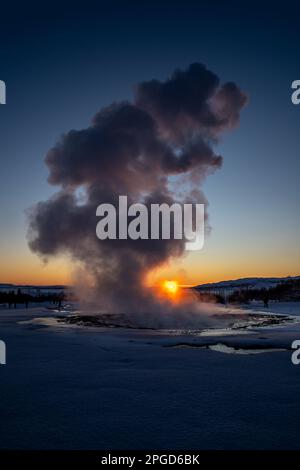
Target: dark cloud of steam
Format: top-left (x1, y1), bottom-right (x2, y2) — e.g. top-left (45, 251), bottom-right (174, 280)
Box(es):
top-left (135, 63), bottom-right (247, 143)
top-left (28, 63), bottom-right (247, 316)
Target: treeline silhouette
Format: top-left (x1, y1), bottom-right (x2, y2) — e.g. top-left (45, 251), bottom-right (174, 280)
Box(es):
top-left (195, 278), bottom-right (300, 305)
top-left (0, 288), bottom-right (65, 310)
top-left (228, 278), bottom-right (300, 304)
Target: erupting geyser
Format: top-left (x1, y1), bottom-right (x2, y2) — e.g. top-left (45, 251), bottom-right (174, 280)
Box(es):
top-left (27, 63), bottom-right (247, 316)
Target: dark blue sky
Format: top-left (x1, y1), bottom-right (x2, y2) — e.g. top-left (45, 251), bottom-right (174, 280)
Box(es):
top-left (0, 0), bottom-right (299, 283)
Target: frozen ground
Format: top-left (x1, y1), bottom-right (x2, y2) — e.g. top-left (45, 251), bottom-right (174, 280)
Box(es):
top-left (0, 301), bottom-right (300, 449)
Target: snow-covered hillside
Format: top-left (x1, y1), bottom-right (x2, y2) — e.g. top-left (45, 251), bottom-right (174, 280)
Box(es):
top-left (194, 276), bottom-right (300, 293)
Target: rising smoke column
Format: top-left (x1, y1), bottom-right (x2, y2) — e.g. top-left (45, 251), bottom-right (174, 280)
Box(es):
top-left (28, 63), bottom-right (247, 314)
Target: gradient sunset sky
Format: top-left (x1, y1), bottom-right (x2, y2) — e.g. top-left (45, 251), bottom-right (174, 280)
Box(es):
top-left (0, 1), bottom-right (299, 286)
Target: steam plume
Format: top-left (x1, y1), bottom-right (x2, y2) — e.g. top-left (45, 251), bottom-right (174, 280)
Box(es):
top-left (28, 63), bottom-right (247, 316)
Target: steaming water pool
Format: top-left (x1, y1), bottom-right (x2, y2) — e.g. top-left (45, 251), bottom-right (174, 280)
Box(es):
top-left (19, 301), bottom-right (300, 354)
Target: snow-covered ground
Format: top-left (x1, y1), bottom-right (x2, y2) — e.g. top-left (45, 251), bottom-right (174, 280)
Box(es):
top-left (0, 301), bottom-right (300, 449)
top-left (244, 300), bottom-right (300, 316)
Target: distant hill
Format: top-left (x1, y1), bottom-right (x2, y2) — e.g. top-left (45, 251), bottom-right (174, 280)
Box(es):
top-left (194, 276), bottom-right (300, 292)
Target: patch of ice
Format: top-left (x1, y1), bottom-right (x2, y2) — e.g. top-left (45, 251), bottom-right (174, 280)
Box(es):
top-left (18, 317), bottom-right (74, 328)
top-left (208, 343), bottom-right (286, 355)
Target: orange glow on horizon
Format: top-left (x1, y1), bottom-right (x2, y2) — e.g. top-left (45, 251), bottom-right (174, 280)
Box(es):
top-left (0, 243), bottom-right (299, 287)
top-left (0, 251), bottom-right (72, 286)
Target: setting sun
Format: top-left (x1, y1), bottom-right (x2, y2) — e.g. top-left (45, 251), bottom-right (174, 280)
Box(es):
top-left (162, 280), bottom-right (179, 295)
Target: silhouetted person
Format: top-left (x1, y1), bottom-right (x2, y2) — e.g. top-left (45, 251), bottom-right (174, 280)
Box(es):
top-left (263, 296), bottom-right (269, 308)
